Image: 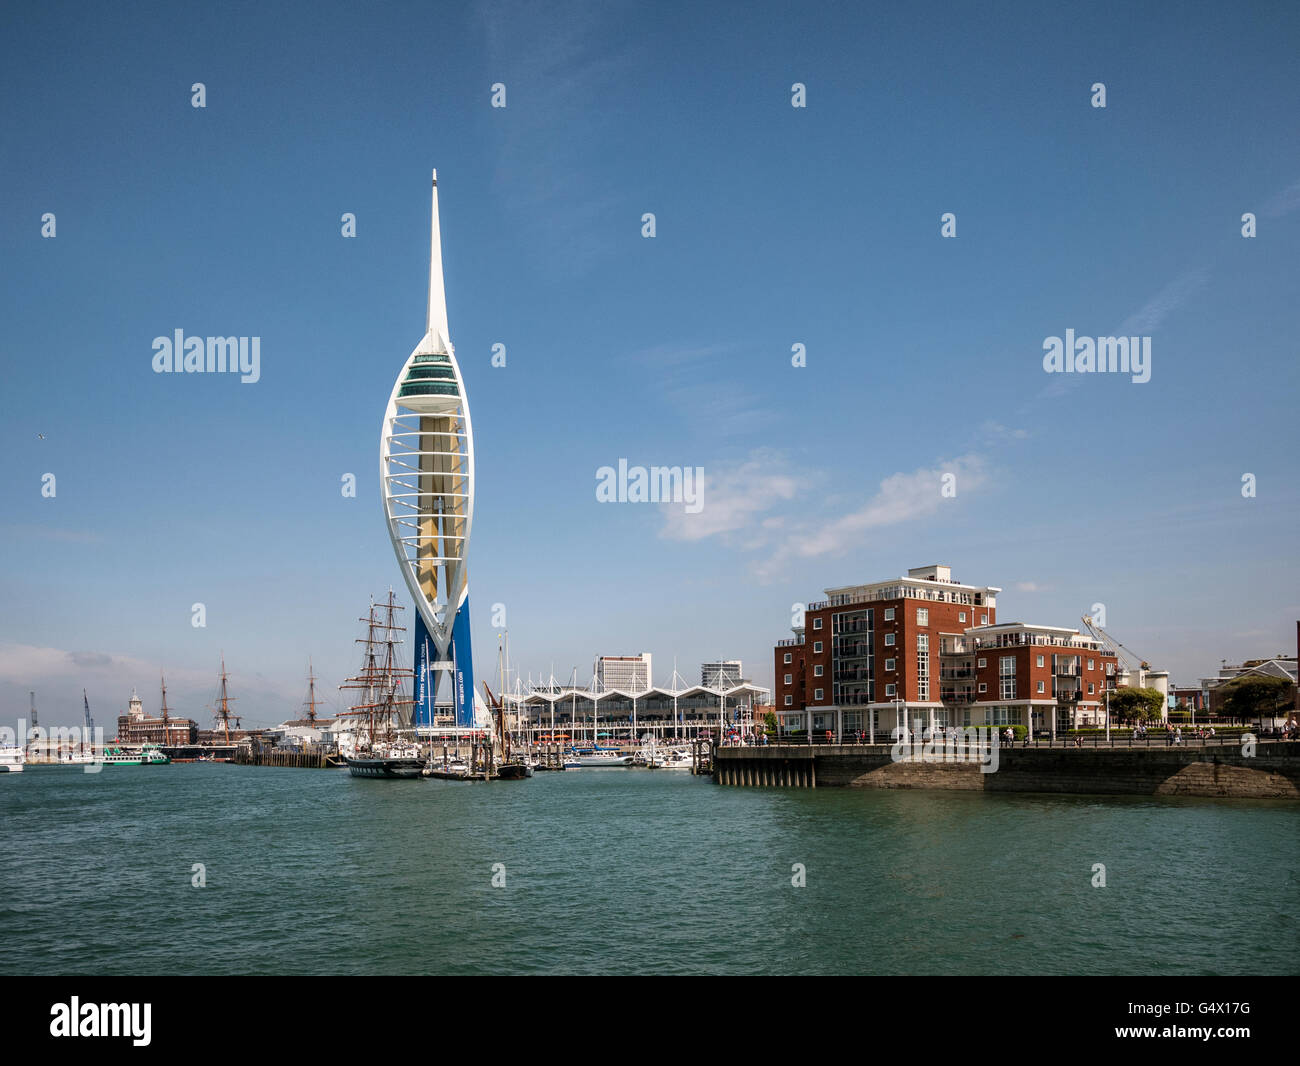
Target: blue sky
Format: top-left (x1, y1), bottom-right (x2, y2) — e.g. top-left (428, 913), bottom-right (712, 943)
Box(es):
top-left (2, 0), bottom-right (1297, 728)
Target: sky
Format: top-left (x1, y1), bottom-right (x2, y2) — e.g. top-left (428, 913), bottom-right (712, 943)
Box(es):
top-left (1, 0), bottom-right (1297, 729)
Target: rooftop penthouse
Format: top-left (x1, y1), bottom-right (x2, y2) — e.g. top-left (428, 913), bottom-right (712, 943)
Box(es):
top-left (965, 622), bottom-right (1106, 653)
top-left (816, 564), bottom-right (1001, 610)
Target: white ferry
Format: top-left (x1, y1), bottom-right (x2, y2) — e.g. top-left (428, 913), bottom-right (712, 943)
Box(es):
top-left (0, 745), bottom-right (26, 773)
top-left (100, 744), bottom-right (170, 766)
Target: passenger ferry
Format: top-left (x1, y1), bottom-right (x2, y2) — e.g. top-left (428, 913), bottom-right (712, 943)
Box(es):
top-left (0, 745), bottom-right (25, 773)
top-left (100, 744), bottom-right (170, 766)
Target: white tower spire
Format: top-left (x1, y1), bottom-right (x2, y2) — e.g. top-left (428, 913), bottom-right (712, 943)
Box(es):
top-left (426, 170), bottom-right (450, 351)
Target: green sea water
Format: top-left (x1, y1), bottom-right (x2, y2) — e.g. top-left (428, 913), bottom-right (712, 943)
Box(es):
top-left (1, 763), bottom-right (1295, 975)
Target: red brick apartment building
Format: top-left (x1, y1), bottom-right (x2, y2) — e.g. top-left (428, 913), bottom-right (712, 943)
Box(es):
top-left (775, 565), bottom-right (1119, 739)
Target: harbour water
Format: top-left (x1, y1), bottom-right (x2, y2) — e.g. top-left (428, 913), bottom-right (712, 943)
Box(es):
top-left (1, 764), bottom-right (1295, 975)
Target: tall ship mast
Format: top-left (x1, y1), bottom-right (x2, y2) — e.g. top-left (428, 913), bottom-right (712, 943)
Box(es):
top-left (303, 657), bottom-right (321, 724)
top-left (212, 654), bottom-right (240, 743)
top-left (337, 591), bottom-right (422, 779)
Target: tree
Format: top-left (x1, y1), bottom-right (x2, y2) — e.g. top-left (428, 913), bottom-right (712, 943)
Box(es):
top-left (1220, 675), bottom-right (1296, 723)
top-left (762, 711), bottom-right (778, 737)
top-left (1107, 686), bottom-right (1166, 722)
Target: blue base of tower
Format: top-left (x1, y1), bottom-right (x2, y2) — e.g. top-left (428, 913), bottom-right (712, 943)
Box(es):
top-left (412, 599), bottom-right (475, 729)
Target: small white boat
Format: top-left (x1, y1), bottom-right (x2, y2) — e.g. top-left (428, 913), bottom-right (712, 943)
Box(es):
top-left (650, 748), bottom-right (694, 770)
top-left (0, 745), bottom-right (26, 773)
top-left (568, 751), bottom-right (632, 767)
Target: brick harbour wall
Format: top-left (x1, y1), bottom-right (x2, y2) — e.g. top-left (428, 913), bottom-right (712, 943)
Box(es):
top-left (712, 743), bottom-right (1300, 799)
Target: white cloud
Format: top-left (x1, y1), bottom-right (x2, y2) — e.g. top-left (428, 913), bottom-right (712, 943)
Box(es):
top-left (0, 643), bottom-right (209, 687)
top-left (658, 449), bottom-right (802, 542)
top-left (790, 454), bottom-right (988, 560)
top-left (1116, 266), bottom-right (1209, 335)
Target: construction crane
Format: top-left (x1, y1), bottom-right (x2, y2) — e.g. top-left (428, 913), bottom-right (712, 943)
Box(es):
top-left (1081, 615), bottom-right (1150, 672)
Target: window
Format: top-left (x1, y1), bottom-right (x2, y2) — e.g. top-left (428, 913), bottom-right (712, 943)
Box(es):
top-left (959, 611), bottom-right (967, 623)
top-left (978, 683), bottom-right (987, 693)
top-left (784, 673), bottom-right (792, 685)
top-left (999, 656), bottom-right (1016, 700)
top-left (1088, 658), bottom-right (1095, 671)
top-left (977, 657), bottom-right (986, 668)
top-left (885, 633), bottom-right (896, 646)
top-left (1037, 681), bottom-right (1045, 694)
top-left (884, 607), bottom-right (895, 621)
top-left (981, 614), bottom-right (988, 625)
top-left (917, 633), bottom-right (929, 701)
top-left (784, 695), bottom-right (793, 707)
top-left (813, 641), bottom-right (823, 654)
top-left (814, 665), bottom-right (824, 677)
top-left (1106, 663), bottom-right (1115, 676)
top-left (885, 658), bottom-right (895, 671)
top-left (916, 608), bottom-right (929, 627)
top-left (784, 652), bottom-right (792, 664)
top-left (814, 688), bottom-right (824, 700)
top-left (885, 684), bottom-right (896, 697)
top-left (813, 618), bottom-right (823, 630)
top-left (1036, 655), bottom-right (1044, 668)
top-left (1088, 683), bottom-right (1095, 694)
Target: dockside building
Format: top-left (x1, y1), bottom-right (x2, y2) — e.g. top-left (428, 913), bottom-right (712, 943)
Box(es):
top-left (775, 564), bottom-right (1119, 740)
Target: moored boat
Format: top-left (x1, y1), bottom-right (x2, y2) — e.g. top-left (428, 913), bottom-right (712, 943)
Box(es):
top-left (100, 744), bottom-right (170, 766)
top-left (338, 592), bottom-right (422, 780)
top-left (0, 745), bottom-right (26, 773)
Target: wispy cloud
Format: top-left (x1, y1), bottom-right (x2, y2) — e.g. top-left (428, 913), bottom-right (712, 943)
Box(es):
top-left (634, 341), bottom-right (775, 437)
top-left (659, 448), bottom-right (803, 542)
top-left (788, 454), bottom-right (988, 562)
top-left (1015, 581), bottom-right (1046, 593)
top-left (1262, 178), bottom-right (1300, 218)
top-left (479, 0), bottom-right (641, 275)
top-left (0, 643), bottom-right (208, 686)
top-left (1035, 265), bottom-right (1210, 400)
top-left (655, 449), bottom-right (991, 582)
top-left (1116, 266), bottom-right (1210, 335)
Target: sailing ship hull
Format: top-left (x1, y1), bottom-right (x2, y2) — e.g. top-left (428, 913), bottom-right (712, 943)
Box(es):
top-left (496, 762), bottom-right (534, 779)
top-left (345, 756), bottom-right (424, 779)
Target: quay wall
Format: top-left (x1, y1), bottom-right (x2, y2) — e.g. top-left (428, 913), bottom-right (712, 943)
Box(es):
top-left (712, 743), bottom-right (1300, 799)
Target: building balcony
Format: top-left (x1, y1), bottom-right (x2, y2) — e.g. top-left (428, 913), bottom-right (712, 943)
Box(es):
top-left (776, 637), bottom-right (805, 647)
